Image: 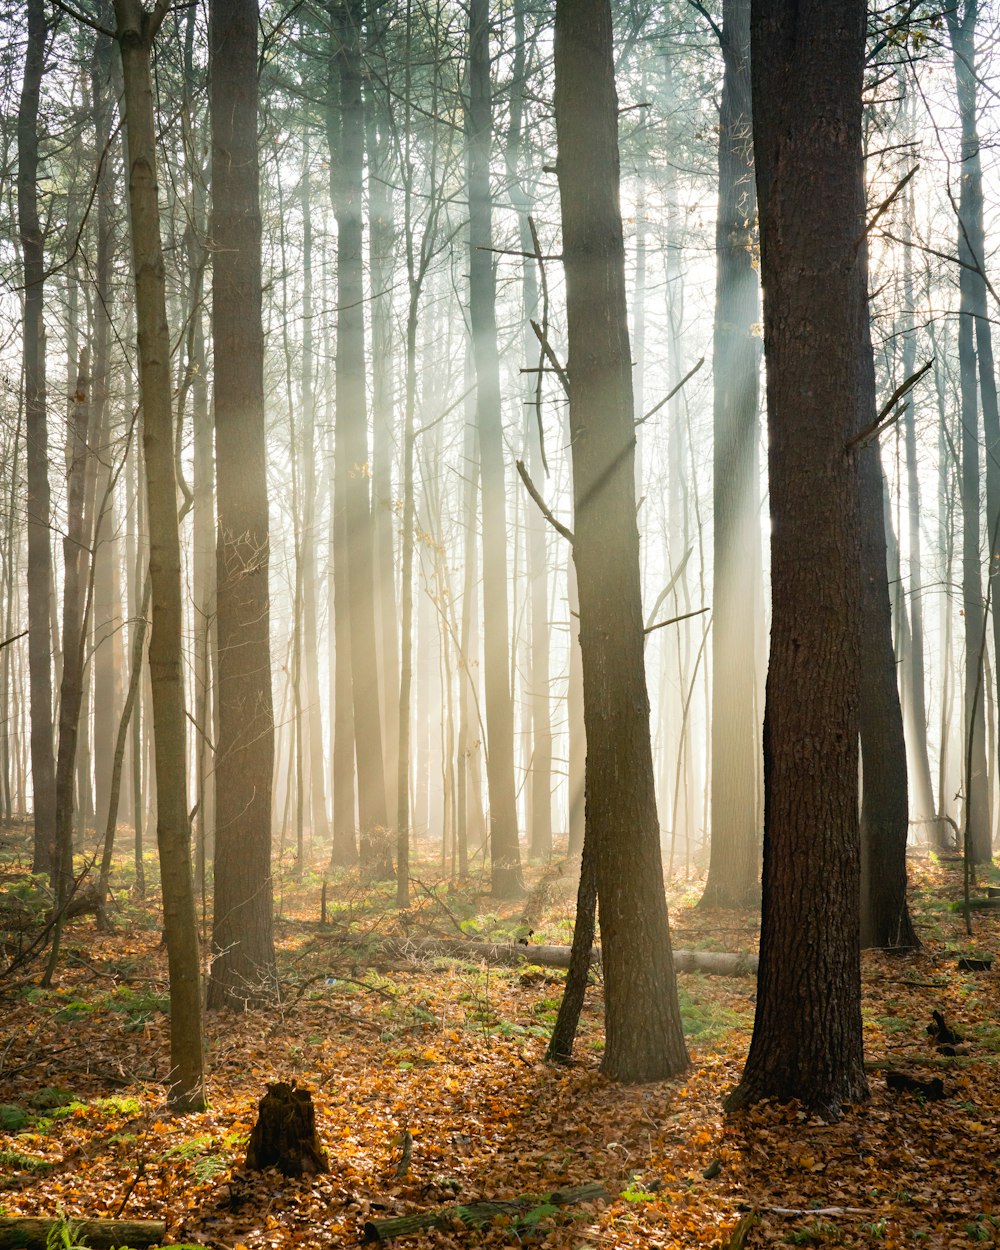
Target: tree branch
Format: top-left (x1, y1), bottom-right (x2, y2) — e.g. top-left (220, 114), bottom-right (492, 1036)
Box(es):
top-left (635, 357), bottom-right (705, 427)
top-left (846, 358), bottom-right (934, 450)
top-left (515, 459), bottom-right (574, 544)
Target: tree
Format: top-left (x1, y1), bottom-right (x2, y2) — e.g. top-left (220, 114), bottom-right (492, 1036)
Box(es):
top-left (18, 0), bottom-right (56, 877)
top-left (328, 0), bottom-right (391, 880)
top-left (207, 0), bottom-right (278, 1009)
top-left (466, 0), bottom-right (523, 899)
top-left (726, 0), bottom-right (869, 1116)
top-left (700, 0), bottom-right (762, 910)
top-left (948, 0), bottom-right (995, 866)
top-left (553, 0), bottom-right (688, 1083)
top-left (113, 0), bottom-right (205, 1111)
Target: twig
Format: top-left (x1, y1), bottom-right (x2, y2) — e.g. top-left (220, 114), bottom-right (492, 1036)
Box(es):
top-left (635, 357), bottom-right (705, 427)
top-left (857, 166), bottom-right (919, 244)
top-left (644, 606), bottom-right (709, 636)
top-left (529, 319), bottom-right (570, 397)
top-left (847, 358), bottom-right (934, 450)
top-left (515, 459), bottom-right (574, 544)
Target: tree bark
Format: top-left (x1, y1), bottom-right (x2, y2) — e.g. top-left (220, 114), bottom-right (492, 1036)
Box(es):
top-left (208, 0), bottom-right (278, 1008)
top-left (553, 0), bottom-right (688, 1083)
top-left (467, 0), bottom-right (523, 899)
top-left (0, 1218), bottom-right (165, 1250)
top-left (18, 0), bottom-right (57, 877)
top-left (702, 0), bottom-right (762, 910)
top-left (113, 0), bottom-right (206, 1111)
top-left (726, 0), bottom-right (869, 1117)
top-left (329, 0), bottom-right (390, 877)
top-left (948, 0), bottom-right (995, 865)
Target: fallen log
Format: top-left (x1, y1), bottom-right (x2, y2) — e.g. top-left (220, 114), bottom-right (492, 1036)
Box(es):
top-left (0, 1217), bottom-right (165, 1249)
top-left (385, 937), bottom-right (757, 977)
top-left (362, 1182), bottom-right (610, 1242)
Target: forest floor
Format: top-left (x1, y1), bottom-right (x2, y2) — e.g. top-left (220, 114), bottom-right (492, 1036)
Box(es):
top-left (1, 833), bottom-right (999, 1249)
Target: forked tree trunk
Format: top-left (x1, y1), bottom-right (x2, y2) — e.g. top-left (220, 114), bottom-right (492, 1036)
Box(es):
top-left (113, 0), bottom-right (205, 1111)
top-left (553, 0), bottom-right (688, 1083)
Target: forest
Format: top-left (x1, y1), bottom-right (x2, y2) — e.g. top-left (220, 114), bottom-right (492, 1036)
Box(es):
top-left (1, 0), bottom-right (1000, 1246)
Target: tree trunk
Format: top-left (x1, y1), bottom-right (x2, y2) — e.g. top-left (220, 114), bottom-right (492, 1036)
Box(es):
top-left (858, 332), bottom-right (918, 950)
top-left (208, 0), bottom-right (278, 1008)
top-left (702, 0), bottom-right (762, 910)
top-left (52, 353), bottom-right (92, 912)
top-left (113, 0), bottom-right (205, 1112)
top-left (726, 0), bottom-right (869, 1117)
top-left (949, 0), bottom-right (995, 866)
top-left (467, 0), bottom-right (522, 899)
top-left (553, 0), bottom-right (688, 1084)
top-left (18, 0), bottom-right (56, 877)
top-left (329, 0), bottom-right (390, 877)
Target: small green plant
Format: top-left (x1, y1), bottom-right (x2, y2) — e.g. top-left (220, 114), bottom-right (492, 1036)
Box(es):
top-left (620, 1181), bottom-right (655, 1204)
top-left (0, 1104), bottom-right (28, 1130)
top-left (785, 1219), bottom-right (839, 1245)
top-left (0, 1148), bottom-right (53, 1175)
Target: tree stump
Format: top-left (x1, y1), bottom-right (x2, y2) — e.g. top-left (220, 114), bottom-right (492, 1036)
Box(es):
top-left (245, 1082), bottom-right (328, 1176)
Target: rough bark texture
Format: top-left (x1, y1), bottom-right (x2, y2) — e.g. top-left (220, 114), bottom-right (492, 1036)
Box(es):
top-left (467, 0), bottom-right (523, 899)
top-left (114, 0), bottom-right (205, 1111)
top-left (208, 0), bottom-right (278, 1008)
top-left (245, 1082), bottom-right (328, 1176)
top-left (18, 0), bottom-right (56, 877)
top-left (329, 0), bottom-right (391, 879)
top-left (726, 0), bottom-right (869, 1117)
top-left (554, 0), bottom-right (688, 1083)
top-left (702, 0), bottom-right (762, 910)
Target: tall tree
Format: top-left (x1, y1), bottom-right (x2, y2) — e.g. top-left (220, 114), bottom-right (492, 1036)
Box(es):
top-left (466, 0), bottom-right (523, 898)
top-left (700, 0), bottom-right (762, 910)
top-left (948, 0), bottom-right (995, 866)
top-left (726, 0), bottom-right (869, 1116)
top-left (553, 0), bottom-right (688, 1083)
top-left (208, 0), bottom-right (278, 1008)
top-left (18, 0), bottom-right (57, 876)
top-left (329, 0), bottom-right (391, 878)
top-left (113, 0), bottom-right (205, 1111)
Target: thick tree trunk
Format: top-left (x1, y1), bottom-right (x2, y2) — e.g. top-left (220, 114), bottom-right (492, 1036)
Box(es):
top-left (208, 0), bottom-right (278, 1008)
top-left (18, 0), bottom-right (56, 877)
top-left (114, 0), bottom-right (205, 1111)
top-left (726, 0), bottom-right (869, 1117)
top-left (467, 0), bottom-right (522, 898)
top-left (702, 0), bottom-right (762, 910)
top-left (553, 0), bottom-right (688, 1084)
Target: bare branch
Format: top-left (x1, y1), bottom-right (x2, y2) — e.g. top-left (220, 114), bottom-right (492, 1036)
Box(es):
top-left (515, 459), bottom-right (574, 545)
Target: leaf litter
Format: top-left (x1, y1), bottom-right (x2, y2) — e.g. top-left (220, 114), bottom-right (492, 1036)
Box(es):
top-left (1, 845), bottom-right (998, 1248)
